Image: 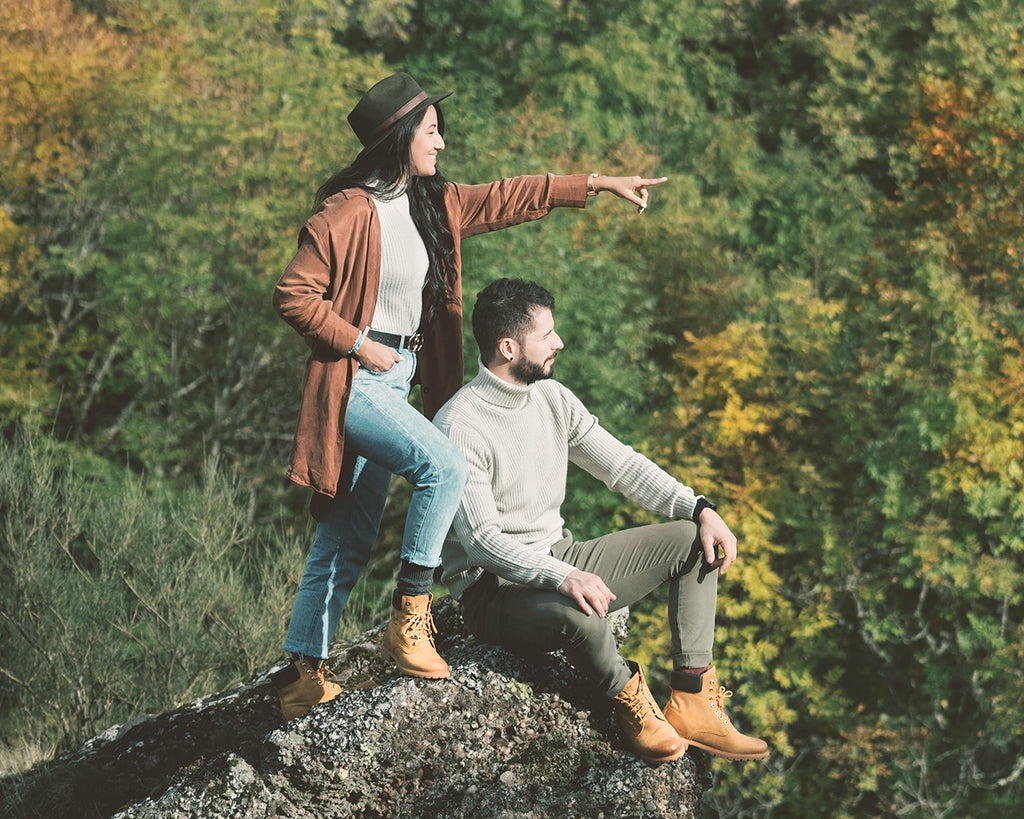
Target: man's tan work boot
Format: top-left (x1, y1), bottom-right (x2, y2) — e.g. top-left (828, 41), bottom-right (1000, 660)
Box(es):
top-left (380, 593), bottom-right (449, 678)
top-left (612, 662), bottom-right (687, 765)
top-left (663, 665), bottom-right (769, 760)
top-left (270, 657), bottom-right (342, 721)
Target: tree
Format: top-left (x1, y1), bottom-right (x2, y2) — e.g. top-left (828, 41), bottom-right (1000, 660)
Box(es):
top-left (639, 2), bottom-right (1024, 814)
top-left (0, 0), bottom-right (132, 429)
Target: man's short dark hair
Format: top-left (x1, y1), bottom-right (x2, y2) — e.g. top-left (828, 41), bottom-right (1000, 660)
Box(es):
top-left (472, 278), bottom-right (555, 364)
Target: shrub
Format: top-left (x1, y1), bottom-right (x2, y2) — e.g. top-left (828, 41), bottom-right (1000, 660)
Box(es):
top-left (0, 429), bottom-right (303, 768)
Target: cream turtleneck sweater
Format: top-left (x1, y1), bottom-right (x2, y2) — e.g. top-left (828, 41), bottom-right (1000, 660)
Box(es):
top-left (435, 361), bottom-right (701, 600)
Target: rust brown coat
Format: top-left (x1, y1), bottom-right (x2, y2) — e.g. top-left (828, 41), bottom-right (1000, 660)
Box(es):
top-left (273, 173), bottom-right (589, 499)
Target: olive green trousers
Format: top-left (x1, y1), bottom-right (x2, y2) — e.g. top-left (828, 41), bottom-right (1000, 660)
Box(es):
top-left (460, 519), bottom-right (718, 698)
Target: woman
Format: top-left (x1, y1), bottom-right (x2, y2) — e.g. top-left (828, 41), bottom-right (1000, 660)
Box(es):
top-left (269, 72), bottom-right (666, 720)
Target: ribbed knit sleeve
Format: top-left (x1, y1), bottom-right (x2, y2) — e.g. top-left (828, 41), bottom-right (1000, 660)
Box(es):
top-left (568, 419), bottom-right (699, 521)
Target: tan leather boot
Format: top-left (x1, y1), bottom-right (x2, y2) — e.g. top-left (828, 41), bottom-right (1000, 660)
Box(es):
top-left (612, 662), bottom-right (687, 765)
top-left (270, 657), bottom-right (342, 721)
top-left (663, 665), bottom-right (769, 760)
top-left (380, 593), bottom-right (449, 679)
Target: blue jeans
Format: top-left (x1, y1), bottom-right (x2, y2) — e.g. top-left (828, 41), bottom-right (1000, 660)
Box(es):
top-left (284, 353), bottom-right (468, 659)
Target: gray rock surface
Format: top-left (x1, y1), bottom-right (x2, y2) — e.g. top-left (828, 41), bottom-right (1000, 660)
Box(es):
top-left (2, 602), bottom-right (710, 818)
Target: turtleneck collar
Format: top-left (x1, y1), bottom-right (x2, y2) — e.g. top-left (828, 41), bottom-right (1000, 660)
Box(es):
top-left (468, 358), bottom-right (534, 410)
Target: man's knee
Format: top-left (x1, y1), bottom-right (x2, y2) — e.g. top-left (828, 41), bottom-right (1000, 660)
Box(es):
top-left (665, 519), bottom-right (703, 575)
top-left (667, 518), bottom-right (698, 542)
top-left (550, 603), bottom-right (616, 649)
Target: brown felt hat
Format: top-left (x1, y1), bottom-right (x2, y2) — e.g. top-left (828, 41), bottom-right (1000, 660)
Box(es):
top-left (347, 72), bottom-right (453, 158)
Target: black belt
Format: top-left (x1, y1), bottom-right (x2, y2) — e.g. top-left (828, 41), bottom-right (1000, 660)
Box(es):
top-left (367, 330), bottom-right (424, 352)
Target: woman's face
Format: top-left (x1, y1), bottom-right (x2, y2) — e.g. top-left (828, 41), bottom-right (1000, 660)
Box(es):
top-left (409, 106), bottom-right (445, 177)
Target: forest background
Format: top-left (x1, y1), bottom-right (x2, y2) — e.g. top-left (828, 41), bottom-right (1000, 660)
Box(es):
top-left (2, 0), bottom-right (1022, 816)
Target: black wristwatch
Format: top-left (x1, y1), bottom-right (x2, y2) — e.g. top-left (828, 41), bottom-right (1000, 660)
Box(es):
top-left (691, 496), bottom-right (717, 522)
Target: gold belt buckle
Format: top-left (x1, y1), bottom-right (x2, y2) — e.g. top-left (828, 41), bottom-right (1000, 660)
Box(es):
top-left (407, 333), bottom-right (424, 353)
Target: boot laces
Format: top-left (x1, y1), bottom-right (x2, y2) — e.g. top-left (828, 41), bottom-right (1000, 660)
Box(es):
top-left (299, 658), bottom-right (336, 684)
top-left (707, 681), bottom-right (734, 724)
top-left (401, 607), bottom-right (438, 645)
top-left (622, 683), bottom-right (661, 728)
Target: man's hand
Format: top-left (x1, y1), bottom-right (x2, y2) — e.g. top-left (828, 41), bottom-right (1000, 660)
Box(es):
top-left (558, 569), bottom-right (616, 617)
top-left (698, 507), bottom-right (738, 575)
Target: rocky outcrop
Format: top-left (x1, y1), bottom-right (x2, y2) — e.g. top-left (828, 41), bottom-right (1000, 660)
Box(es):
top-left (1, 601), bottom-right (711, 818)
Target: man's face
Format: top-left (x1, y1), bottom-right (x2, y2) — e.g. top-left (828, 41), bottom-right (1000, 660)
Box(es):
top-left (509, 306), bottom-right (563, 385)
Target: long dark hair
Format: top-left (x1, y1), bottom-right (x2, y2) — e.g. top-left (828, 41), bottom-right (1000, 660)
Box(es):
top-left (314, 104), bottom-right (458, 328)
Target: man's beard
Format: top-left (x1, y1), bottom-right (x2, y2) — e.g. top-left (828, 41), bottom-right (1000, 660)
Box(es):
top-left (510, 357), bottom-right (554, 385)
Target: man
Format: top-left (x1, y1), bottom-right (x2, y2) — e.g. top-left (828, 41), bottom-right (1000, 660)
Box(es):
top-left (433, 278), bottom-right (769, 765)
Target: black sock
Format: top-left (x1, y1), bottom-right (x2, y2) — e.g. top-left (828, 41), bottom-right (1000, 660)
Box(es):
top-left (670, 667), bottom-right (706, 693)
top-left (393, 560), bottom-right (435, 607)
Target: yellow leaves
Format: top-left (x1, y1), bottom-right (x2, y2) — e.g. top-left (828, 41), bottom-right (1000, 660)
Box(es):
top-left (823, 724), bottom-right (902, 794)
top-left (712, 393), bottom-right (770, 445)
top-left (684, 322), bottom-right (770, 390)
top-left (675, 321), bottom-right (795, 451)
top-left (931, 333), bottom-right (1024, 529)
top-left (972, 556), bottom-right (1021, 598)
top-left (910, 518), bottom-right (959, 583)
top-left (906, 511), bottom-right (1021, 602)
top-left (989, 624), bottom-right (1024, 724)
top-left (0, 208), bottom-right (36, 299)
top-left (894, 66), bottom-right (1024, 293)
top-left (679, 323), bottom-right (770, 442)
top-left (994, 335), bottom-right (1024, 402)
top-left (1, 0), bottom-right (132, 193)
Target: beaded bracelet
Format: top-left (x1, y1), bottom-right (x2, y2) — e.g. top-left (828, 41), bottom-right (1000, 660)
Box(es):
top-left (348, 326), bottom-right (369, 356)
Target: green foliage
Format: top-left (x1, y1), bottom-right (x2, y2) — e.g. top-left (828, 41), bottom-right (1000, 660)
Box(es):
top-left (643, 4), bottom-right (1024, 814)
top-left (0, 428), bottom-right (299, 763)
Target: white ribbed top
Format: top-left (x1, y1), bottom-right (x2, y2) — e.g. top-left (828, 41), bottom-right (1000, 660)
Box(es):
top-left (435, 362), bottom-right (701, 599)
top-left (371, 190), bottom-right (428, 335)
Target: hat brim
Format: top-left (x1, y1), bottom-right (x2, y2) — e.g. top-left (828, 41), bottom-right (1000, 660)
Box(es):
top-left (352, 90), bottom-right (453, 165)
